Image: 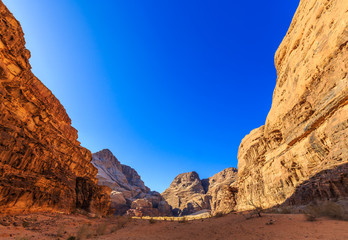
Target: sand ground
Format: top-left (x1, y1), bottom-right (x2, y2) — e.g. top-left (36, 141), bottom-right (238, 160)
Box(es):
top-left (0, 212), bottom-right (347, 240)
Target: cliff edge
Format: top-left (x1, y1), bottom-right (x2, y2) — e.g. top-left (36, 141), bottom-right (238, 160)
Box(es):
top-left (0, 1), bottom-right (110, 215)
top-left (237, 0), bottom-right (348, 210)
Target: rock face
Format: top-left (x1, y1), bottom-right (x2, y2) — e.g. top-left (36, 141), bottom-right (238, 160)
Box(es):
top-left (162, 168), bottom-right (237, 216)
top-left (0, 1), bottom-right (111, 215)
top-left (236, 0), bottom-right (348, 211)
top-left (92, 149), bottom-right (172, 216)
top-left (203, 168), bottom-right (238, 214)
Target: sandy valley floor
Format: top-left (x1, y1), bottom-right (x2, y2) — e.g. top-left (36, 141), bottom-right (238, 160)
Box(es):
top-left (0, 212), bottom-right (347, 240)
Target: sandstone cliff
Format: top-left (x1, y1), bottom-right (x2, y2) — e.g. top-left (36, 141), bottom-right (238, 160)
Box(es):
top-left (92, 149), bottom-right (172, 216)
top-left (237, 0), bottom-right (348, 211)
top-left (162, 168), bottom-right (237, 216)
top-left (0, 1), bottom-right (110, 215)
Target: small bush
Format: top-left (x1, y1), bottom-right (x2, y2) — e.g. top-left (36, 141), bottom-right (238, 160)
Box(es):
top-left (22, 221), bottom-right (30, 228)
top-left (305, 214), bottom-right (316, 222)
top-left (214, 212), bottom-right (224, 218)
top-left (178, 217), bottom-right (187, 223)
top-left (148, 218), bottom-right (156, 224)
top-left (67, 237), bottom-right (76, 240)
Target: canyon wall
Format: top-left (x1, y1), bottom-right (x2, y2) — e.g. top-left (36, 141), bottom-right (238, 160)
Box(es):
top-left (236, 0), bottom-right (348, 210)
top-left (0, 1), bottom-right (110, 215)
top-left (162, 168), bottom-right (237, 216)
top-left (92, 149), bottom-right (172, 217)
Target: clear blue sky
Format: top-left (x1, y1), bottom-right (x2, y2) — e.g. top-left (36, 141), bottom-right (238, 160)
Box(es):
top-left (3, 0), bottom-right (300, 192)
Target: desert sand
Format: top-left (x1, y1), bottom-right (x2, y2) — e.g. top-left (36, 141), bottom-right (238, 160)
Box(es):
top-left (0, 212), bottom-right (347, 240)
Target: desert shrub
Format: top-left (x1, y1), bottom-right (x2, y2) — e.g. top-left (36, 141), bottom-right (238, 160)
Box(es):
top-left (305, 214), bottom-right (317, 222)
top-left (265, 219), bottom-right (274, 225)
top-left (76, 224), bottom-right (93, 239)
top-left (244, 207), bottom-right (263, 220)
top-left (214, 212), bottom-right (224, 218)
top-left (22, 221), bottom-right (30, 228)
top-left (67, 237), bottom-right (76, 240)
top-left (95, 223), bottom-right (108, 236)
top-left (247, 197), bottom-right (263, 218)
top-left (305, 201), bottom-right (347, 221)
top-left (178, 217), bottom-right (187, 223)
top-left (148, 218), bottom-right (156, 224)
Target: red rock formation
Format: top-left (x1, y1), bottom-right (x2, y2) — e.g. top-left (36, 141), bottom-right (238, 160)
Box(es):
top-left (92, 149), bottom-right (172, 216)
top-left (236, 0), bottom-right (348, 211)
top-left (0, 1), bottom-right (110, 215)
top-left (162, 168), bottom-right (238, 216)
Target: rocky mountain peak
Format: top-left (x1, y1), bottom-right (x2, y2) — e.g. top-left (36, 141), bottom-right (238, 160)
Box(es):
top-left (93, 149), bottom-right (122, 169)
top-left (162, 168), bottom-right (238, 216)
top-left (92, 149), bottom-right (171, 216)
top-left (169, 171), bottom-right (204, 194)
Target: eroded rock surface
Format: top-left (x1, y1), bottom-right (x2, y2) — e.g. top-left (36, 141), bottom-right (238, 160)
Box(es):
top-left (162, 168), bottom-right (237, 216)
top-left (0, 1), bottom-right (110, 215)
top-left (203, 168), bottom-right (238, 214)
top-left (92, 149), bottom-right (172, 216)
top-left (236, 0), bottom-right (348, 211)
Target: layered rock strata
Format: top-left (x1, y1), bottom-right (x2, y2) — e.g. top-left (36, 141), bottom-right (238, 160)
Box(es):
top-left (162, 168), bottom-right (237, 216)
top-left (0, 1), bottom-right (110, 215)
top-left (92, 149), bottom-right (172, 216)
top-left (237, 0), bottom-right (348, 210)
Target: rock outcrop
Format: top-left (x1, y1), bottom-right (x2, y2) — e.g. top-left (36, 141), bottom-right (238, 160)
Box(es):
top-left (203, 168), bottom-right (238, 214)
top-left (162, 168), bottom-right (237, 216)
top-left (0, 1), bottom-right (111, 215)
top-left (92, 149), bottom-right (172, 216)
top-left (236, 0), bottom-right (348, 211)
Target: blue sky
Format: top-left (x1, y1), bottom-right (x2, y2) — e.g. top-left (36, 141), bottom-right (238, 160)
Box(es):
top-left (3, 0), bottom-right (300, 192)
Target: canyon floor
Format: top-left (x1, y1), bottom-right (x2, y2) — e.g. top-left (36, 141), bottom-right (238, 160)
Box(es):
top-left (0, 212), bottom-right (347, 240)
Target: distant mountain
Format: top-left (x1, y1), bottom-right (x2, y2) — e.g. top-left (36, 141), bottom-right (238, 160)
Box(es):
top-left (92, 149), bottom-right (172, 216)
top-left (162, 168), bottom-right (238, 216)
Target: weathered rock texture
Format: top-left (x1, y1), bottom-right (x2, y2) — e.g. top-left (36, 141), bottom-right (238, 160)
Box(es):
top-left (92, 149), bottom-right (172, 216)
top-left (0, 1), bottom-right (110, 215)
top-left (203, 168), bottom-right (238, 214)
top-left (237, 0), bottom-right (348, 211)
top-left (162, 168), bottom-right (237, 216)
